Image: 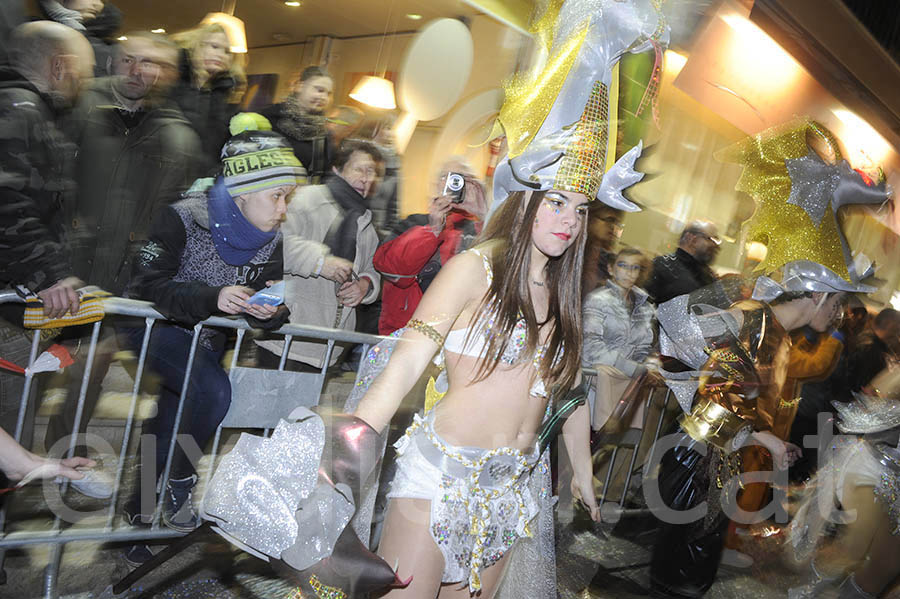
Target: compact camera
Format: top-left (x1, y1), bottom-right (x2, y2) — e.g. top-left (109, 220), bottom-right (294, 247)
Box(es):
top-left (443, 172), bottom-right (466, 204)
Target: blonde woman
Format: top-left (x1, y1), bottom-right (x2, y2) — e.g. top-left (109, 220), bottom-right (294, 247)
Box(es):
top-left (171, 22), bottom-right (245, 167)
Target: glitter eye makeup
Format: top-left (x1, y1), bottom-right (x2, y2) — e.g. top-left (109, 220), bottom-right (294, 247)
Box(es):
top-left (543, 194), bottom-right (566, 215)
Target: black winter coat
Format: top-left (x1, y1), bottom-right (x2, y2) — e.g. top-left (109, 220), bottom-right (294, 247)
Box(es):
top-left (67, 78), bottom-right (203, 294)
top-left (646, 248), bottom-right (718, 305)
top-left (259, 102), bottom-right (333, 182)
top-left (0, 67), bottom-right (76, 293)
top-left (171, 50), bottom-right (238, 172)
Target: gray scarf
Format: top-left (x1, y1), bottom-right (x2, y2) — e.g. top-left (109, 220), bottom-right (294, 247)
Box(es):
top-left (277, 94), bottom-right (327, 140)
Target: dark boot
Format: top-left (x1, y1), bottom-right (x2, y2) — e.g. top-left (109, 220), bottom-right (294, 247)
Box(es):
top-left (279, 413), bottom-right (410, 596)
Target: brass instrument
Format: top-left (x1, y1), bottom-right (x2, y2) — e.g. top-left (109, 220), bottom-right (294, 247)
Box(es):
top-left (678, 396), bottom-right (752, 453)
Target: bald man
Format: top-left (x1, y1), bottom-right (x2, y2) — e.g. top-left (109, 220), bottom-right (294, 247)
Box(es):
top-left (646, 220), bottom-right (722, 304)
top-left (0, 21), bottom-right (93, 445)
top-left (0, 21), bottom-right (94, 305)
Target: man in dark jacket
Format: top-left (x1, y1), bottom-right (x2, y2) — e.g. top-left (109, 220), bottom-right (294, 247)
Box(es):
top-left (44, 32), bottom-right (203, 460)
top-left (261, 65), bottom-right (334, 183)
top-left (0, 22), bottom-right (93, 446)
top-left (68, 33), bottom-right (202, 294)
top-left (646, 220), bottom-right (721, 304)
top-left (0, 22), bottom-right (93, 308)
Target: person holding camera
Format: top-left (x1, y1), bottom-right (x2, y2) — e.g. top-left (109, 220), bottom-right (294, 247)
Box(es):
top-left (373, 159), bottom-right (487, 335)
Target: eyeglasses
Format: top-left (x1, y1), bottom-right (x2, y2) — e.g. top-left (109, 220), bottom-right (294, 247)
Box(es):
top-left (687, 229), bottom-right (722, 245)
top-left (615, 262), bottom-right (642, 272)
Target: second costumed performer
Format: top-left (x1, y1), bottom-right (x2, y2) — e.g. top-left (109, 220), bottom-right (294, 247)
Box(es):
top-left (648, 119), bottom-right (890, 598)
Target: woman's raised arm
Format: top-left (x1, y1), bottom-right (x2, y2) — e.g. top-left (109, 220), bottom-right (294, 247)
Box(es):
top-left (353, 250), bottom-right (488, 433)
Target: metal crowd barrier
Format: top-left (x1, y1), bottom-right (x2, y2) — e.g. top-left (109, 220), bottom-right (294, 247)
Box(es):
top-left (581, 370), bottom-right (676, 519)
top-left (0, 291), bottom-right (384, 599)
top-left (0, 291), bottom-right (675, 598)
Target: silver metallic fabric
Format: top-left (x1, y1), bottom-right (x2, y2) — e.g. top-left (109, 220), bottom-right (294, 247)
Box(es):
top-left (582, 279), bottom-right (655, 376)
top-left (391, 411), bottom-right (545, 593)
top-left (751, 260), bottom-right (875, 302)
top-left (874, 443), bottom-right (900, 535)
top-left (656, 294), bottom-right (735, 412)
top-left (785, 150), bottom-right (843, 227)
top-left (202, 408), bottom-right (353, 569)
top-left (834, 393), bottom-right (900, 434)
top-left (490, 0), bottom-right (670, 213)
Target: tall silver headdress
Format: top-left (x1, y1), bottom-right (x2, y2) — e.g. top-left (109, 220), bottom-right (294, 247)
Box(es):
top-left (489, 0), bottom-right (670, 214)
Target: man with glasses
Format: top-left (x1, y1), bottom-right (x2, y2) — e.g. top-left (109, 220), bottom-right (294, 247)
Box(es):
top-left (646, 219), bottom-right (721, 304)
top-left (44, 32), bottom-right (202, 478)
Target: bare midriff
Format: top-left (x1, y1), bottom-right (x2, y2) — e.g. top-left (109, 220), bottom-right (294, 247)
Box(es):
top-left (429, 341), bottom-right (549, 454)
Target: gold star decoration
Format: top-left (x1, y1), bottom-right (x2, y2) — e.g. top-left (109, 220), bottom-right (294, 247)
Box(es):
top-left (716, 119), bottom-right (887, 282)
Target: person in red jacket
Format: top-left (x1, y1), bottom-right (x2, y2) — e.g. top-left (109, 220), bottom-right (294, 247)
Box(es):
top-left (374, 160), bottom-right (486, 334)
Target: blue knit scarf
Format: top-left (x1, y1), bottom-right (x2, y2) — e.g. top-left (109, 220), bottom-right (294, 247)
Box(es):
top-left (207, 177), bottom-right (277, 266)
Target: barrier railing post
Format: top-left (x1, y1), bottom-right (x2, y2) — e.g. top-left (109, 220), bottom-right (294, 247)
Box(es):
top-left (12, 328), bottom-right (41, 444)
top-left (278, 334), bottom-right (293, 371)
top-left (107, 317), bottom-right (156, 530)
top-left (51, 321), bottom-right (102, 538)
top-left (645, 387), bottom-right (672, 474)
top-left (43, 543), bottom-right (62, 599)
top-left (62, 320), bottom-right (102, 461)
top-left (206, 328), bottom-right (245, 483)
top-left (617, 385), bottom-right (657, 506)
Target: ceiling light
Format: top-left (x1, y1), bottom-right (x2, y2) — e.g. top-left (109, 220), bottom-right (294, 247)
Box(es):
top-left (349, 76), bottom-right (397, 110)
top-left (117, 35), bottom-right (127, 41)
top-left (151, 28), bottom-right (166, 33)
top-left (406, 13), bottom-right (422, 20)
top-left (832, 108), bottom-right (893, 167)
top-left (285, 1), bottom-right (301, 6)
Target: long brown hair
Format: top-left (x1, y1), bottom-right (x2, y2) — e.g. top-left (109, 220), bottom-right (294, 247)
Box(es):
top-left (469, 190), bottom-right (588, 394)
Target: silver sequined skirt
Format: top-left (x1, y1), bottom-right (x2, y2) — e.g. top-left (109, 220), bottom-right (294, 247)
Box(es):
top-left (387, 411), bottom-right (543, 591)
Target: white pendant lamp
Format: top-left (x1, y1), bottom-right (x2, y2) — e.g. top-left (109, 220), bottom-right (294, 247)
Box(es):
top-left (349, 76), bottom-right (397, 110)
top-left (350, 0), bottom-right (397, 110)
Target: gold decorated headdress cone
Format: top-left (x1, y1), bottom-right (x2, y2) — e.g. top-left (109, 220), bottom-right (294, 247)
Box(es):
top-left (716, 119), bottom-right (863, 282)
top-left (552, 80), bottom-right (612, 198)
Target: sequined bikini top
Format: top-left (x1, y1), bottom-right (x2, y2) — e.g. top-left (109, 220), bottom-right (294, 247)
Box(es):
top-left (441, 250), bottom-right (555, 398)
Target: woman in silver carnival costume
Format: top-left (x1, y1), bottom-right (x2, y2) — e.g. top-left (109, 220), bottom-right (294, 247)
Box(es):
top-left (789, 366), bottom-right (900, 598)
top-left (649, 119), bottom-right (889, 598)
top-left (199, 1), bottom-right (669, 597)
top-left (351, 1), bottom-right (669, 595)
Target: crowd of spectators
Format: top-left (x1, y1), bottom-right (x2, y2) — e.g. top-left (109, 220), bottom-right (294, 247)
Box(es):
top-left (0, 2), bottom-right (894, 583)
